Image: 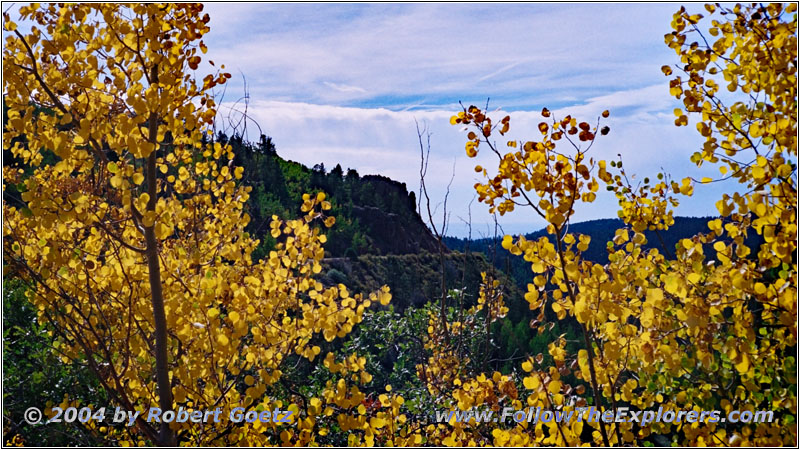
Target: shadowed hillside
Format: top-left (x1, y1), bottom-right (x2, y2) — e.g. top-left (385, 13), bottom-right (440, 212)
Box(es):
top-left (224, 133), bottom-right (440, 258)
top-left (319, 252), bottom-right (525, 316)
top-left (444, 216), bottom-right (765, 290)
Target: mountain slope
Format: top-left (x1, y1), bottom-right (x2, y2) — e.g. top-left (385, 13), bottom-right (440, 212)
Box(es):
top-left (444, 216), bottom-right (764, 289)
top-left (320, 252), bottom-right (524, 315)
top-left (224, 133), bottom-right (440, 258)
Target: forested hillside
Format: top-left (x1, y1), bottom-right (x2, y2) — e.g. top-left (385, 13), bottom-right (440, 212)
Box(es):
top-left (221, 133), bottom-right (439, 259)
top-left (445, 217), bottom-right (765, 290)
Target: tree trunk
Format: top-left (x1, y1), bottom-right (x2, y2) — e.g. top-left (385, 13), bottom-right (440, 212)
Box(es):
top-left (144, 64), bottom-right (176, 446)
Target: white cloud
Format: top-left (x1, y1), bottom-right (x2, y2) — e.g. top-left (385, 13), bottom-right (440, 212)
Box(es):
top-left (200, 3), bottom-right (683, 108)
top-left (477, 61), bottom-right (523, 83)
top-left (221, 84), bottom-right (729, 237)
top-left (323, 81), bottom-right (368, 94)
top-left (198, 3), bottom-right (731, 236)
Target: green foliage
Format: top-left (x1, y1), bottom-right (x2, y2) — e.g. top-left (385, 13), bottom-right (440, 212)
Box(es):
top-left (322, 252), bottom-right (523, 314)
top-left (338, 307), bottom-right (431, 407)
top-left (223, 132), bottom-right (438, 257)
top-left (326, 268), bottom-right (348, 285)
top-left (2, 278), bottom-right (105, 446)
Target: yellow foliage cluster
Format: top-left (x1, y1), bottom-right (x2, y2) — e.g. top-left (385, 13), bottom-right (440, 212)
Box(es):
top-left (435, 3), bottom-right (796, 446)
top-left (2, 4), bottom-right (392, 446)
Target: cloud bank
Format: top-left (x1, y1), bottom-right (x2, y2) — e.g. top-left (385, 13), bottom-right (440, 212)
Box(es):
top-left (200, 3), bottom-right (731, 236)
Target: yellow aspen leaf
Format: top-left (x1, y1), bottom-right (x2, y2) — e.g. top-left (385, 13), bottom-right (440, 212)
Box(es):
top-left (646, 288), bottom-right (664, 304)
top-left (524, 290), bottom-right (540, 310)
top-left (142, 211), bottom-right (157, 227)
top-left (664, 275), bottom-right (680, 295)
top-left (378, 289), bottom-right (391, 305)
top-left (110, 175), bottom-right (123, 188)
top-left (641, 307), bottom-right (655, 327)
top-left (465, 141), bottom-right (477, 157)
top-left (523, 376), bottom-right (539, 390)
top-left (734, 354), bottom-right (750, 373)
top-left (574, 298), bottom-right (590, 323)
top-left (565, 262), bottom-right (579, 279)
top-left (538, 122), bottom-right (548, 134)
top-left (155, 223), bottom-right (172, 239)
top-left (228, 311), bottom-right (240, 325)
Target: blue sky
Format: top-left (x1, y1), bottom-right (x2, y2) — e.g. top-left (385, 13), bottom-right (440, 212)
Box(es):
top-left (199, 3), bottom-right (733, 237)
